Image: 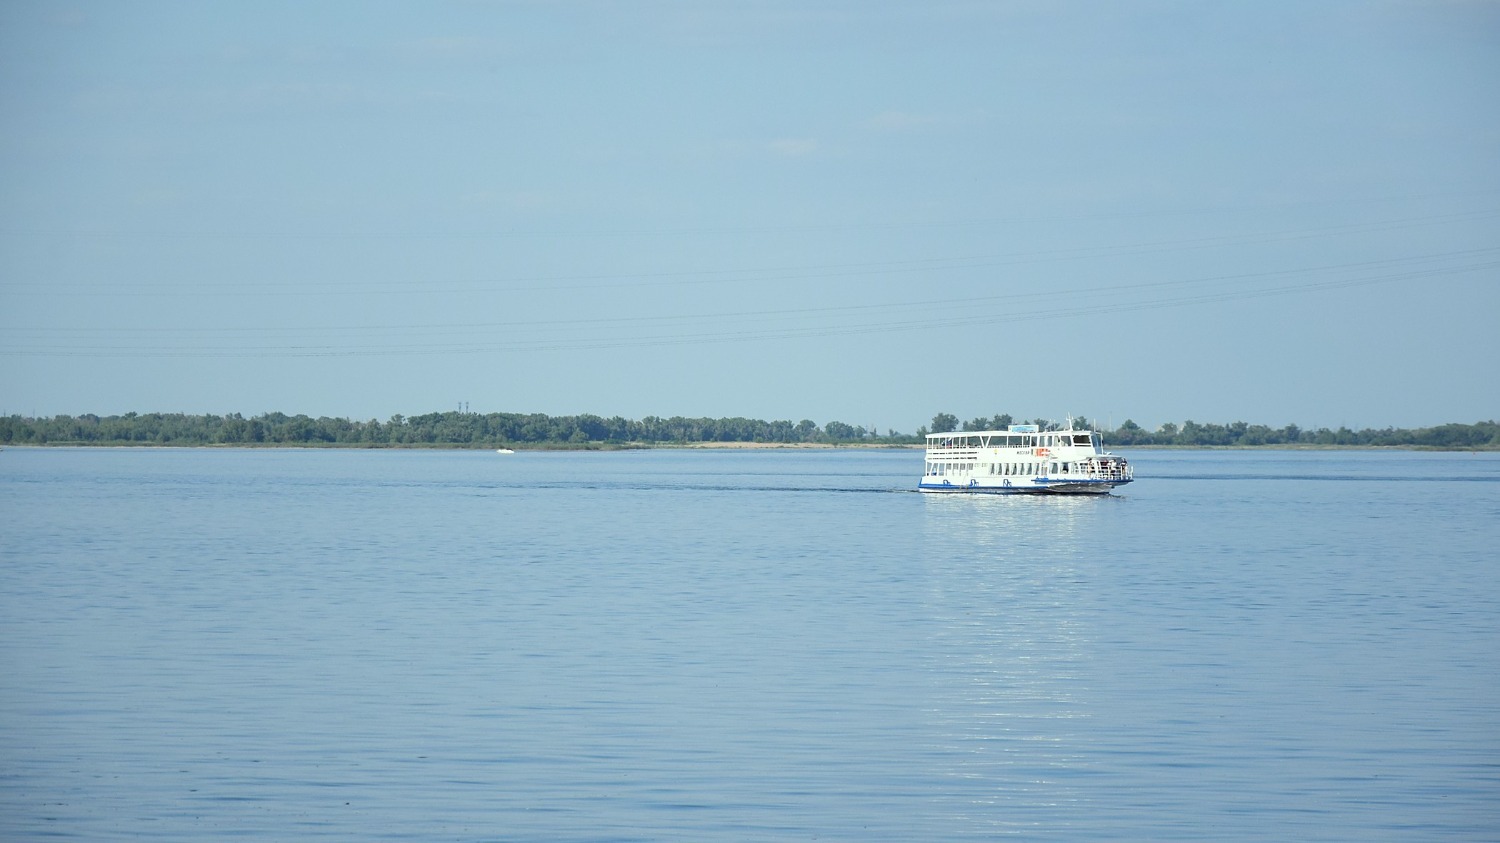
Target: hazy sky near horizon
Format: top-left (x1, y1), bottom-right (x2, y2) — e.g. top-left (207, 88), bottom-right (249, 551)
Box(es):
top-left (2, 0), bottom-right (1497, 432)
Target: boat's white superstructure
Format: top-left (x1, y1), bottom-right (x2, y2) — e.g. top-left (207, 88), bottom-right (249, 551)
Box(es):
top-left (918, 422), bottom-right (1132, 495)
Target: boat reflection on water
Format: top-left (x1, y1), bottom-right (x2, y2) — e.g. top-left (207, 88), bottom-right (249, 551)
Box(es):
top-left (918, 493), bottom-right (1115, 830)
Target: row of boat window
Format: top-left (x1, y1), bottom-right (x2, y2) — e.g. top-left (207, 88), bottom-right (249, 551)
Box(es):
top-left (930, 433), bottom-right (1096, 449)
top-left (925, 462), bottom-right (1052, 477)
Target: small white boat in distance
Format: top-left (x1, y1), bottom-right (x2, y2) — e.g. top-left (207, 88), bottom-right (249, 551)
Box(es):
top-left (919, 421), bottom-right (1132, 495)
top-left (496, 448), bottom-right (515, 454)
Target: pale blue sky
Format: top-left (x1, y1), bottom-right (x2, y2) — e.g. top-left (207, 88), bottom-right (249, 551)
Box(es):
top-left (2, 1), bottom-right (1497, 432)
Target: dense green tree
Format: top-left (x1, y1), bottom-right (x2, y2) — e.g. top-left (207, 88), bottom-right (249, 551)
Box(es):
top-left (824, 421), bottom-right (857, 441)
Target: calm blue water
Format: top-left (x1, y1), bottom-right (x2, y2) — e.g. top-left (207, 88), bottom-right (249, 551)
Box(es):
top-left (1, 447), bottom-right (1497, 841)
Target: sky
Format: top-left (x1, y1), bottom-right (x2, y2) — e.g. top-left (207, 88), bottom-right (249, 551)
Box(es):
top-left (2, 0), bottom-right (1497, 433)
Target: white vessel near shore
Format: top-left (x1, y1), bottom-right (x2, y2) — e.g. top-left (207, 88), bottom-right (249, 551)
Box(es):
top-left (919, 421), bottom-right (1132, 495)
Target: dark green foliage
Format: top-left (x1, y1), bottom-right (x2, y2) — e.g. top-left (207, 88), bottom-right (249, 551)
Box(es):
top-left (0, 411), bottom-right (911, 448)
top-left (1, 412), bottom-right (1494, 450)
top-left (1103, 419), bottom-right (1500, 449)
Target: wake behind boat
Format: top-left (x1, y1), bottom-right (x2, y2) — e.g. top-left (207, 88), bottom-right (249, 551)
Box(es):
top-left (919, 421), bottom-right (1132, 495)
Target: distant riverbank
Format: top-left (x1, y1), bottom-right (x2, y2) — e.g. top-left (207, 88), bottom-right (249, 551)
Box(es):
top-left (3, 412), bottom-right (1496, 450)
top-left (5, 442), bottom-right (1496, 453)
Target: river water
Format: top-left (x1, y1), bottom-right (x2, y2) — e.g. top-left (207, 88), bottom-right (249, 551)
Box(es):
top-left (1, 447), bottom-right (1496, 840)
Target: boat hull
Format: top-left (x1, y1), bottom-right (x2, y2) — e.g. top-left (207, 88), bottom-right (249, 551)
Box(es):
top-left (919, 478), bottom-right (1129, 495)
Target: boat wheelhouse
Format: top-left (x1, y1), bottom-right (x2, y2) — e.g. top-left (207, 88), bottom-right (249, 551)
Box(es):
top-left (919, 422), bottom-right (1132, 495)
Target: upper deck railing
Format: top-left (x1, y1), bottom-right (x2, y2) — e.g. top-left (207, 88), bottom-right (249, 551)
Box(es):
top-left (925, 429), bottom-right (1103, 452)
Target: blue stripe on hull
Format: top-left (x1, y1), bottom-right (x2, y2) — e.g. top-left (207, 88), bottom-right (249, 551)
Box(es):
top-left (919, 485), bottom-right (1037, 495)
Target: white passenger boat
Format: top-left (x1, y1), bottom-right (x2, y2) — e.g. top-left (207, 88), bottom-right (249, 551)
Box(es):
top-left (919, 422), bottom-right (1132, 495)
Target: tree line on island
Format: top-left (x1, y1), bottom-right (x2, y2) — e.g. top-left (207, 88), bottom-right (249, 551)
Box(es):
top-left (2, 411), bottom-right (1497, 449)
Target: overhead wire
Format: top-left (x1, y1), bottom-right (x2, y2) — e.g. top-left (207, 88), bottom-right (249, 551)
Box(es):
top-left (4, 245), bottom-right (1495, 337)
top-left (3, 253), bottom-right (1492, 358)
top-left (3, 186), bottom-right (1497, 243)
top-left (2, 207), bottom-right (1497, 298)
